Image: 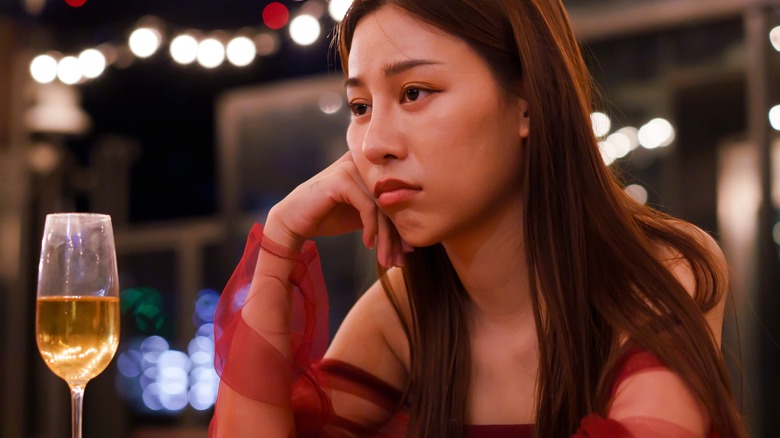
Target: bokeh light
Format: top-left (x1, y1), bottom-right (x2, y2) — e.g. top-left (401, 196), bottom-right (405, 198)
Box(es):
top-left (770, 26), bottom-right (780, 52)
top-left (65, 0), bottom-right (87, 7)
top-left (605, 131), bottom-right (632, 160)
top-left (30, 54), bottom-right (58, 84)
top-left (57, 56), bottom-right (82, 85)
top-left (116, 287), bottom-right (220, 414)
top-left (121, 287), bottom-right (166, 333)
top-left (197, 38), bottom-right (225, 68)
top-left (614, 126), bottom-right (640, 151)
top-left (193, 289), bottom-right (219, 325)
top-left (318, 91), bottom-right (344, 114)
top-left (170, 34), bottom-right (199, 65)
top-left (263, 2), bottom-right (290, 30)
top-left (290, 14), bottom-right (321, 46)
top-left (598, 140), bottom-right (616, 166)
top-left (78, 48), bottom-right (106, 79)
top-left (226, 36), bottom-right (256, 67)
top-left (625, 184), bottom-right (649, 205)
top-left (638, 118), bottom-right (675, 149)
top-left (329, 0), bottom-right (353, 21)
top-left (129, 27), bottom-right (162, 58)
top-left (255, 32), bottom-right (280, 56)
top-left (591, 111), bottom-right (611, 138)
top-left (769, 105), bottom-right (780, 131)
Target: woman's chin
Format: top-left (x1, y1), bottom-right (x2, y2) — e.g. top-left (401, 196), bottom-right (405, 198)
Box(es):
top-left (397, 229), bottom-right (438, 249)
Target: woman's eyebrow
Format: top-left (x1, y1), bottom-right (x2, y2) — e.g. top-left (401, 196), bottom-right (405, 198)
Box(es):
top-left (345, 58), bottom-right (442, 88)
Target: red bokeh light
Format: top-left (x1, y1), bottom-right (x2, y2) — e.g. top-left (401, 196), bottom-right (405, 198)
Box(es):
top-left (65, 0), bottom-right (88, 7)
top-left (262, 2), bottom-right (289, 30)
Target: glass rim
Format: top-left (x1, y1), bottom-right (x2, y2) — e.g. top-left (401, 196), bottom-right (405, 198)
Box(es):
top-left (46, 212), bottom-right (111, 219)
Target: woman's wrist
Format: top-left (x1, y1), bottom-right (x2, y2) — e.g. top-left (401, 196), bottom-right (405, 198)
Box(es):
top-left (263, 208), bottom-right (305, 254)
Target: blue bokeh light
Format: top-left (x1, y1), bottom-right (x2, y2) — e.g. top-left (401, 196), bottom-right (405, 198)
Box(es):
top-left (116, 287), bottom-right (220, 414)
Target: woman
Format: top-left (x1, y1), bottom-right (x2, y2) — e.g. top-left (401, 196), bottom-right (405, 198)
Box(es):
top-left (210, 0), bottom-right (745, 436)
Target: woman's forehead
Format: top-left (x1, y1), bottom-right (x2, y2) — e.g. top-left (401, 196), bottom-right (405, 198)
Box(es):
top-left (347, 6), bottom-right (469, 75)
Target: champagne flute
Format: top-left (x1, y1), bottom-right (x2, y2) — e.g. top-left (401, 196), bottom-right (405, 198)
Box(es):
top-left (36, 213), bottom-right (120, 438)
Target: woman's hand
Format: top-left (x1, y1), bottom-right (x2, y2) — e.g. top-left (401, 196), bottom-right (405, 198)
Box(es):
top-left (264, 152), bottom-right (408, 268)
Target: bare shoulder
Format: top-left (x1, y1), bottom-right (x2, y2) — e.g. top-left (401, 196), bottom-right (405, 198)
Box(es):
top-left (324, 267), bottom-right (411, 387)
top-left (656, 220), bottom-right (729, 345)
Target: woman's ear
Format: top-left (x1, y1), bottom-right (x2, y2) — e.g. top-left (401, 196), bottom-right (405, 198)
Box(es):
top-left (518, 98), bottom-right (530, 139)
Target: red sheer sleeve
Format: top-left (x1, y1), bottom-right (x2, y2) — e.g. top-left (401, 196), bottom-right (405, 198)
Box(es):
top-left (209, 224), bottom-right (407, 437)
top-left (210, 224), bottom-right (330, 436)
top-left (572, 349), bottom-right (719, 438)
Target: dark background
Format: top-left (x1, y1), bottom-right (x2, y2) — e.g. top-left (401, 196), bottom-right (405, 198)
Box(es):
top-left (1, 0), bottom-right (341, 221)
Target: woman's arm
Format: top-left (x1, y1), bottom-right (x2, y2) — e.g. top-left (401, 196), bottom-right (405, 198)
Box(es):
top-left (211, 152), bottom-right (409, 437)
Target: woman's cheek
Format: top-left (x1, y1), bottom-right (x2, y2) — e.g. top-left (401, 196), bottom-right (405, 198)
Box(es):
top-left (346, 123), bottom-right (363, 153)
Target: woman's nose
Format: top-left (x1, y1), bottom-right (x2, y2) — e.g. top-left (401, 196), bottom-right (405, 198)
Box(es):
top-left (361, 113), bottom-right (407, 164)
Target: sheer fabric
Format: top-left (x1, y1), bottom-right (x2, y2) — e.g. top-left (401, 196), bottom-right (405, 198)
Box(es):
top-left (211, 224), bottom-right (718, 437)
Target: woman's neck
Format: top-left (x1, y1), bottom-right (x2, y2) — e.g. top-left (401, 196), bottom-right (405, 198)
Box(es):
top-left (441, 202), bottom-right (533, 326)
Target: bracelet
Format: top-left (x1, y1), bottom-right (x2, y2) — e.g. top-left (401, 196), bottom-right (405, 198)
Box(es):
top-left (259, 239), bottom-right (299, 261)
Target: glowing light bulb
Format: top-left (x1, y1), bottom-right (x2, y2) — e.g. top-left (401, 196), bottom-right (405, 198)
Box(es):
top-left (329, 0), bottom-right (353, 21)
top-left (638, 118), bottom-right (675, 149)
top-left (30, 54), bottom-right (58, 84)
top-left (79, 48), bottom-right (106, 79)
top-left (289, 14), bottom-right (321, 46)
top-left (57, 56), bottom-right (82, 85)
top-left (197, 38), bottom-right (225, 69)
top-left (263, 2), bottom-right (289, 30)
top-left (770, 26), bottom-right (780, 52)
top-left (129, 27), bottom-right (161, 58)
top-left (591, 111), bottom-right (611, 138)
top-left (769, 105), bottom-right (780, 131)
top-left (226, 36), bottom-right (256, 67)
top-left (170, 34), bottom-right (198, 64)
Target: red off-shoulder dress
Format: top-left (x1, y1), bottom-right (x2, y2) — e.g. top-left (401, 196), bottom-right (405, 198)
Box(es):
top-left (210, 225), bottom-right (718, 437)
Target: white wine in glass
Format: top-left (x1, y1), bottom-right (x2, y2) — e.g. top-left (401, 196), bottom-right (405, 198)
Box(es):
top-left (36, 213), bottom-right (120, 438)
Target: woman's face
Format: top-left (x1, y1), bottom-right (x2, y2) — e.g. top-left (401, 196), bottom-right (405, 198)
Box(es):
top-left (346, 6), bottom-right (529, 247)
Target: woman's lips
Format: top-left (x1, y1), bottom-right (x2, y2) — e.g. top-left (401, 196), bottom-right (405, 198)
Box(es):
top-left (374, 179), bottom-right (421, 208)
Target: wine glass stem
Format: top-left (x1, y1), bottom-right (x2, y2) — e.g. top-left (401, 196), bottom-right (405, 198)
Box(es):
top-left (69, 384), bottom-right (86, 438)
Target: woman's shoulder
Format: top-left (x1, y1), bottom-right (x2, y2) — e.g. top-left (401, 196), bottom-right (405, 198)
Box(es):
top-left (653, 219), bottom-right (729, 343)
top-left (654, 219), bottom-right (728, 292)
top-left (656, 220), bottom-right (727, 267)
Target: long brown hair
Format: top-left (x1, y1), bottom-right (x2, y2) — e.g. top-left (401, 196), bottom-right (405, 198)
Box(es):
top-left (336, 1), bottom-right (744, 436)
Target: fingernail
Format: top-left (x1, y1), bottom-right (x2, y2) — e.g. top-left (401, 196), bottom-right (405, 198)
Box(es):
top-left (401, 240), bottom-right (414, 253)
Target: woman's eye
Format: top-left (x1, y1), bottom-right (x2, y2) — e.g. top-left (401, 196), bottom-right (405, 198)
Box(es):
top-left (350, 103), bottom-right (370, 116)
top-left (401, 86), bottom-right (431, 103)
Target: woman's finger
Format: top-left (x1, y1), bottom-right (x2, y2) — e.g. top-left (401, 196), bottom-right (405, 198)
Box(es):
top-left (375, 210), bottom-right (393, 268)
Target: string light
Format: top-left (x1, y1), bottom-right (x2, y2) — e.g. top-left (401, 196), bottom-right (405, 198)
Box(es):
top-left (57, 56), bottom-right (82, 85)
top-left (770, 105), bottom-right (780, 131)
top-left (770, 26), bottom-right (780, 52)
top-left (170, 34), bottom-right (198, 65)
top-left (226, 36), bottom-right (256, 67)
top-left (263, 2), bottom-right (290, 30)
top-left (29, 1), bottom-right (354, 85)
top-left (590, 111), bottom-right (612, 138)
top-left (289, 14), bottom-right (321, 46)
top-left (129, 27), bottom-right (162, 58)
top-left (329, 0), bottom-right (353, 21)
top-left (30, 54), bottom-right (58, 84)
top-left (78, 49), bottom-right (106, 79)
top-left (638, 118), bottom-right (675, 149)
top-left (197, 38), bottom-right (225, 69)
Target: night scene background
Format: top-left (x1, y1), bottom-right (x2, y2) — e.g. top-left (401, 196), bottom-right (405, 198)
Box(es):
top-left (0, 0), bottom-right (779, 437)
